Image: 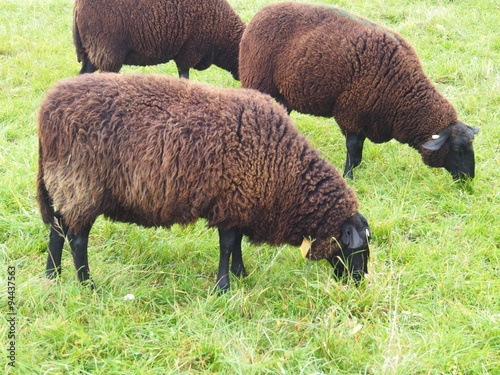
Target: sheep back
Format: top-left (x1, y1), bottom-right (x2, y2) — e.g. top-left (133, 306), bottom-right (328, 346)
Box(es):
top-left (73, 0), bottom-right (245, 78)
top-left (37, 73), bottom-right (359, 260)
top-left (239, 2), bottom-right (458, 149)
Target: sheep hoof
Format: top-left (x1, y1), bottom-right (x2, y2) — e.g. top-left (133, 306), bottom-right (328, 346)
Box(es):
top-left (343, 169), bottom-right (354, 179)
top-left (214, 282), bottom-right (230, 294)
top-left (46, 268), bottom-right (61, 280)
top-left (81, 278), bottom-right (95, 290)
top-left (231, 267), bottom-right (248, 278)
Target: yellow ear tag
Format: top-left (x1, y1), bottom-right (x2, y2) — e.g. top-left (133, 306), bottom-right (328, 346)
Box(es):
top-left (300, 238), bottom-right (312, 259)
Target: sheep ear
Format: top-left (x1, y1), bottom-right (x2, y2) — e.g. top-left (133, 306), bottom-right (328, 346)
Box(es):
top-left (300, 238), bottom-right (312, 258)
top-left (421, 131), bottom-right (450, 151)
top-left (467, 126), bottom-right (479, 135)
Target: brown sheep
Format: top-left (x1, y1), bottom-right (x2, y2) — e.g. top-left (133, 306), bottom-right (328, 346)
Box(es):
top-left (74, 0), bottom-right (245, 79)
top-left (239, 2), bottom-right (479, 181)
top-left (37, 73), bottom-right (370, 291)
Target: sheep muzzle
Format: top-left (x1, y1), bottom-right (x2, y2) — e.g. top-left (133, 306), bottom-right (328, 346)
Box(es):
top-left (327, 212), bottom-right (370, 284)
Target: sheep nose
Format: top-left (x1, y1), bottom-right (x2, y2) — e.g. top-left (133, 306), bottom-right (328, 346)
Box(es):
top-left (454, 169), bottom-right (474, 181)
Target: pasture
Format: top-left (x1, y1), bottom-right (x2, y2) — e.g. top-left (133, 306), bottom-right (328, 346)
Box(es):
top-left (1, 0), bottom-right (499, 373)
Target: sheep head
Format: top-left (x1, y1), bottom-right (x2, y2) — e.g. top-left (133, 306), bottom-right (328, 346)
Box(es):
top-left (302, 212), bottom-right (370, 284)
top-left (420, 122), bottom-right (479, 181)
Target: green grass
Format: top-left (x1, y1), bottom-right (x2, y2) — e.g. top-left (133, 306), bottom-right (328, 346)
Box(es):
top-left (1, 0), bottom-right (499, 373)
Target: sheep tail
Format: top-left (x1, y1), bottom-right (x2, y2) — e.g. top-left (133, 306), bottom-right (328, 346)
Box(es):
top-left (36, 141), bottom-right (55, 225)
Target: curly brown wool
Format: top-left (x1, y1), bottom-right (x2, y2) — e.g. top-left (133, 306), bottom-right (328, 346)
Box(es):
top-left (37, 73), bottom-right (360, 268)
top-left (239, 2), bottom-right (478, 180)
top-left (73, 0), bottom-right (245, 79)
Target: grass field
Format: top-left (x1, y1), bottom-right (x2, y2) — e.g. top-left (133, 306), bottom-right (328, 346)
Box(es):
top-left (1, 0), bottom-right (499, 373)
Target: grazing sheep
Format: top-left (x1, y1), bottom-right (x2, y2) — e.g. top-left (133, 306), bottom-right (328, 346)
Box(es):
top-left (73, 0), bottom-right (245, 79)
top-left (239, 2), bottom-right (479, 181)
top-left (37, 73), bottom-right (370, 291)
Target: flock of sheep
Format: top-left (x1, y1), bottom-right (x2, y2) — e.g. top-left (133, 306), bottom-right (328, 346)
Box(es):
top-left (37, 0), bottom-right (478, 292)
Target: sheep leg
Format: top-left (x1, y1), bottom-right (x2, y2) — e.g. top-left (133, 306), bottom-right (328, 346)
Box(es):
top-left (344, 132), bottom-right (366, 179)
top-left (178, 68), bottom-right (190, 80)
top-left (45, 215), bottom-right (69, 279)
top-left (79, 58), bottom-right (97, 74)
top-left (229, 229), bottom-right (246, 277)
top-left (67, 225), bottom-right (94, 288)
top-left (216, 227), bottom-right (244, 291)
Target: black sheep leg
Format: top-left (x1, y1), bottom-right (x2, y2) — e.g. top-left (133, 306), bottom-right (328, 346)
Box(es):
top-left (344, 132), bottom-right (366, 179)
top-left (79, 58), bottom-right (97, 74)
top-left (68, 225), bottom-right (94, 288)
top-left (216, 227), bottom-right (244, 292)
top-left (229, 229), bottom-right (246, 277)
top-left (45, 214), bottom-right (68, 279)
top-left (178, 68), bottom-right (190, 80)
